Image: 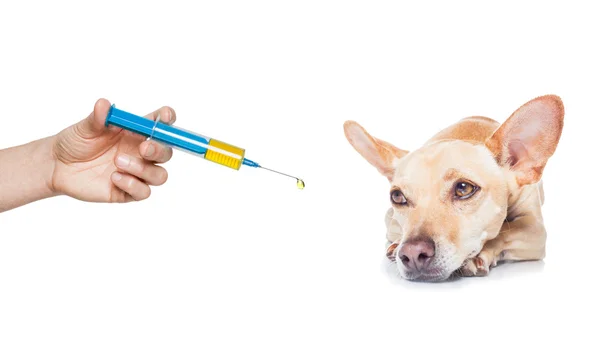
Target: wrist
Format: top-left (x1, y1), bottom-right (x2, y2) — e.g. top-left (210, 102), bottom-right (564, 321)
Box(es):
top-left (27, 135), bottom-right (60, 199)
top-left (0, 135), bottom-right (59, 213)
top-left (40, 135), bottom-right (60, 197)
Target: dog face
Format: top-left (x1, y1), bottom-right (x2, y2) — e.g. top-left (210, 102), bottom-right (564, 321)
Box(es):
top-left (344, 95), bottom-right (564, 281)
top-left (382, 140), bottom-right (509, 281)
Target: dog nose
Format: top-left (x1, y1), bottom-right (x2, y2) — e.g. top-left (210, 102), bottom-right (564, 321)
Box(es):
top-left (398, 238), bottom-right (435, 271)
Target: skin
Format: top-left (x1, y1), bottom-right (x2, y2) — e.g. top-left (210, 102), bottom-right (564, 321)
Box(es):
top-left (0, 98), bottom-right (176, 213)
top-left (344, 94), bottom-right (564, 281)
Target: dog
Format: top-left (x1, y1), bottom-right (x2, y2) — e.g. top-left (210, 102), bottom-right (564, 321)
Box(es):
top-left (343, 95), bottom-right (564, 281)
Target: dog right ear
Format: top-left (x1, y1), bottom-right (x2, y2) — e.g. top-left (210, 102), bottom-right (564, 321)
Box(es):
top-left (485, 94), bottom-right (565, 186)
top-left (343, 121), bottom-right (408, 181)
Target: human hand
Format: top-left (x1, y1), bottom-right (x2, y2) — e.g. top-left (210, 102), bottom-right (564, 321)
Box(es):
top-left (50, 98), bottom-right (176, 202)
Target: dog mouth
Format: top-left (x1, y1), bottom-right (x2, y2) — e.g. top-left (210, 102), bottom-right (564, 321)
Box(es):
top-left (402, 268), bottom-right (451, 282)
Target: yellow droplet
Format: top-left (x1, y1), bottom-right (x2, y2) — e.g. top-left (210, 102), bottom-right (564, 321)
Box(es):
top-left (296, 179), bottom-right (305, 190)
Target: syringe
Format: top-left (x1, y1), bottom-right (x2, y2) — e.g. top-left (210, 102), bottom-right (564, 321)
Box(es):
top-left (104, 104), bottom-right (304, 189)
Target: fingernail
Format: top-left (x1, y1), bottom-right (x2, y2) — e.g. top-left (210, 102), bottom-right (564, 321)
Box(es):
top-left (116, 154), bottom-right (130, 168)
top-left (112, 172), bottom-right (122, 181)
top-left (145, 144), bottom-right (155, 157)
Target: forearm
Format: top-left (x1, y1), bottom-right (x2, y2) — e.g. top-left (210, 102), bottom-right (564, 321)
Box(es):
top-left (0, 136), bottom-right (58, 213)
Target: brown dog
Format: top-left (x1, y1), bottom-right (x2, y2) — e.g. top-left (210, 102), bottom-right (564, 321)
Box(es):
top-left (343, 95), bottom-right (564, 281)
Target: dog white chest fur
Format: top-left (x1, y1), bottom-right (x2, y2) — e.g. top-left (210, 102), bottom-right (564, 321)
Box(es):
top-left (344, 95), bottom-right (564, 281)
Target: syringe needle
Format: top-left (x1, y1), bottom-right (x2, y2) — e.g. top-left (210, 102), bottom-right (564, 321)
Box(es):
top-left (259, 166), bottom-right (297, 179)
top-left (258, 166), bottom-right (305, 189)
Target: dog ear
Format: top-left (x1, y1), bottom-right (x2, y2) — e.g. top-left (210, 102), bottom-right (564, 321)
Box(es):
top-left (343, 120), bottom-right (408, 181)
top-left (485, 95), bottom-right (565, 186)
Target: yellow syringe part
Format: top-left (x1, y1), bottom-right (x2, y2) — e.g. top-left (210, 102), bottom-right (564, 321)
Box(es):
top-left (204, 138), bottom-right (246, 170)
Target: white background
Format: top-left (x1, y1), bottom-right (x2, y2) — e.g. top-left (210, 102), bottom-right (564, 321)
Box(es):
top-left (1, 1), bottom-right (599, 336)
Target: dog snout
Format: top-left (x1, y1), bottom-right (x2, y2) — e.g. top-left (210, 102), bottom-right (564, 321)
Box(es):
top-left (398, 238), bottom-right (435, 271)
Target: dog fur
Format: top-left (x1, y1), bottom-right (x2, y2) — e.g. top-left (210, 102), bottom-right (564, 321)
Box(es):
top-left (343, 95), bottom-right (564, 281)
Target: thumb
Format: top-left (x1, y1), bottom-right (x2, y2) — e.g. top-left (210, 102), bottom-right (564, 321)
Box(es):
top-left (78, 98), bottom-right (114, 137)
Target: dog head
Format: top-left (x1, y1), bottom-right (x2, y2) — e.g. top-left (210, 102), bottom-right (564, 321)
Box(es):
top-left (343, 95), bottom-right (564, 281)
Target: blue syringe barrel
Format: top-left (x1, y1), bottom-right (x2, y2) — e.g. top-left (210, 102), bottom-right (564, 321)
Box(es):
top-left (105, 105), bottom-right (260, 170)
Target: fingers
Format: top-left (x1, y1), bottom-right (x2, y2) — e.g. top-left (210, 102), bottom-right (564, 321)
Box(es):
top-left (138, 106), bottom-right (176, 163)
top-left (114, 153), bottom-right (168, 186)
top-left (92, 98), bottom-right (112, 126)
top-left (139, 140), bottom-right (173, 163)
top-left (104, 103), bottom-right (176, 202)
top-left (144, 106), bottom-right (177, 125)
top-left (77, 98), bottom-right (114, 138)
top-left (110, 171), bottom-right (152, 201)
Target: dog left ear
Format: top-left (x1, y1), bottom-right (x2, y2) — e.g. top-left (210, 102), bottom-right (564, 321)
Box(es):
top-left (485, 95), bottom-right (565, 186)
top-left (343, 120), bottom-right (409, 181)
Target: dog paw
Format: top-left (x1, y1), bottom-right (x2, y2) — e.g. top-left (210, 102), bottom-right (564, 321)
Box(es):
top-left (458, 246), bottom-right (504, 277)
top-left (460, 256), bottom-right (491, 277)
top-left (386, 242), bottom-right (399, 261)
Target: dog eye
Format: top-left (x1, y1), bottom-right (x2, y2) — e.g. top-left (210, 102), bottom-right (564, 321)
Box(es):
top-left (390, 190), bottom-right (407, 205)
top-left (455, 181), bottom-right (478, 199)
